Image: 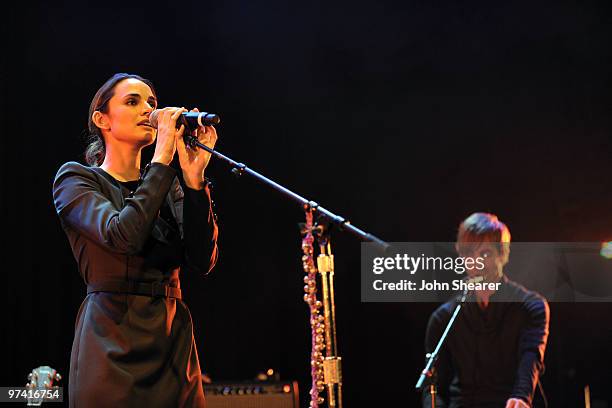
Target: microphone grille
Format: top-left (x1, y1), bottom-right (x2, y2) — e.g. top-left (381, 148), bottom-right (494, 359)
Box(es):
top-left (149, 109), bottom-right (160, 128)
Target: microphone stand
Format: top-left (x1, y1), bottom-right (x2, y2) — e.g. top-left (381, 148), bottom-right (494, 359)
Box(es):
top-left (185, 134), bottom-right (387, 408)
top-left (415, 287), bottom-right (471, 408)
top-left (185, 135), bottom-right (389, 249)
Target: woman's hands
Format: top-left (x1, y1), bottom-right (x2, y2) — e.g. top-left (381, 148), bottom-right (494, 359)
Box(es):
top-left (150, 107), bottom-right (218, 189)
top-left (505, 398), bottom-right (529, 408)
top-left (151, 107), bottom-right (187, 165)
top-left (176, 108), bottom-right (218, 190)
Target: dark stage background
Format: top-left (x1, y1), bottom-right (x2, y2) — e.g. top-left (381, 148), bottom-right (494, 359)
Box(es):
top-left (3, 1), bottom-right (612, 407)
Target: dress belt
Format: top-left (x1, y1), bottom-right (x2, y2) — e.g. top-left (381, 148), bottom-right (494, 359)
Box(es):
top-left (87, 281), bottom-right (182, 299)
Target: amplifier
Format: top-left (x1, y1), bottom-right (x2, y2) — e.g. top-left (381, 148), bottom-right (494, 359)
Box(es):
top-left (204, 381), bottom-right (299, 408)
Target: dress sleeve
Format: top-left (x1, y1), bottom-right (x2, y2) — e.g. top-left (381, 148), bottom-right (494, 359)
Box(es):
top-left (422, 305), bottom-right (453, 408)
top-left (180, 181), bottom-right (219, 274)
top-left (510, 296), bottom-right (550, 406)
top-left (53, 161), bottom-right (177, 255)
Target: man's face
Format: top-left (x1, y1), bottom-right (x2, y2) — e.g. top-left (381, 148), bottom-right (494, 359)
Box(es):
top-left (457, 241), bottom-right (508, 281)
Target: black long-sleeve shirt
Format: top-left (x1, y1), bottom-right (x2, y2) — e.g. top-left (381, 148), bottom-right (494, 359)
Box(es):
top-left (422, 276), bottom-right (549, 408)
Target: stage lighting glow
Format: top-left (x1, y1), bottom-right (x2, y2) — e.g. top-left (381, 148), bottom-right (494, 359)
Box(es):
top-left (600, 242), bottom-right (612, 259)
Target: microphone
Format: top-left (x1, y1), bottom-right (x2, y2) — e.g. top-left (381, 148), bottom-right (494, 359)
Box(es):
top-left (464, 276), bottom-right (484, 285)
top-left (149, 110), bottom-right (221, 131)
top-left (460, 275), bottom-right (485, 298)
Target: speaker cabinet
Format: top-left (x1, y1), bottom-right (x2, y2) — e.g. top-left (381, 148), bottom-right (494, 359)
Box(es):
top-left (204, 381), bottom-right (299, 408)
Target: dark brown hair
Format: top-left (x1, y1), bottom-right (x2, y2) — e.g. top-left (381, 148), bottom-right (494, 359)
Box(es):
top-left (456, 212), bottom-right (511, 257)
top-left (85, 73), bottom-right (157, 166)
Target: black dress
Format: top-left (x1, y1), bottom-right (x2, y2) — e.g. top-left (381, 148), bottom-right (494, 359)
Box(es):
top-left (53, 161), bottom-right (218, 408)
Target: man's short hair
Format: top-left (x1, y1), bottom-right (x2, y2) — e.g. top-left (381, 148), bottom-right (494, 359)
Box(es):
top-left (457, 212), bottom-right (511, 258)
top-left (457, 212), bottom-right (511, 243)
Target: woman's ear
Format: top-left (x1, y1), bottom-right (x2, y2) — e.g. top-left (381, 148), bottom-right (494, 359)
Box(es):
top-left (92, 111), bottom-right (110, 131)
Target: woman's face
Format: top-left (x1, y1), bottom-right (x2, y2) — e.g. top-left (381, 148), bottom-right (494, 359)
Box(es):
top-left (99, 78), bottom-right (158, 147)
